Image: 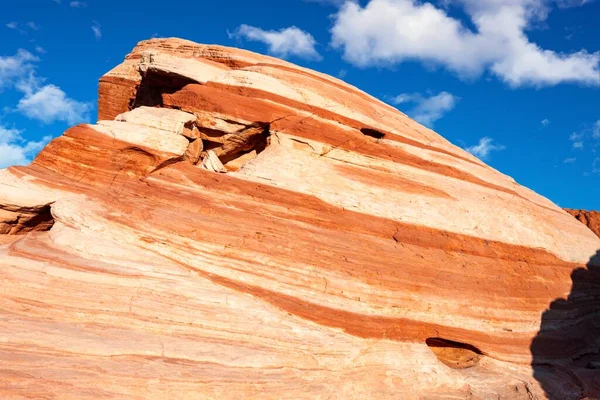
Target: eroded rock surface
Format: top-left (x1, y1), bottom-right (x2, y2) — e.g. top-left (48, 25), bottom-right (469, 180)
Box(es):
top-left (565, 208), bottom-right (600, 239)
top-left (1, 38), bottom-right (599, 399)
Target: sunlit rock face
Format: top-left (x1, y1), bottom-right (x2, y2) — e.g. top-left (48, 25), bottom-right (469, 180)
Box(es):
top-left (1, 38), bottom-right (599, 399)
top-left (565, 208), bottom-right (600, 239)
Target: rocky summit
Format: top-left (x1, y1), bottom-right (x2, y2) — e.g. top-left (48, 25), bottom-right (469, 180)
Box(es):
top-left (1, 38), bottom-right (599, 399)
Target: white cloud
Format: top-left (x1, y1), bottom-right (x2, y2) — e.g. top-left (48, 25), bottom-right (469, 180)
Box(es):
top-left (92, 21), bottom-right (102, 40)
top-left (572, 141), bottom-right (584, 149)
top-left (464, 137), bottom-right (506, 160)
top-left (563, 157), bottom-right (577, 164)
top-left (70, 1), bottom-right (87, 7)
top-left (230, 25), bottom-right (322, 60)
top-left (17, 84), bottom-right (91, 125)
top-left (556, 0), bottom-right (593, 7)
top-left (570, 131), bottom-right (584, 141)
top-left (6, 21), bottom-right (40, 33)
top-left (26, 22), bottom-right (40, 31)
top-left (0, 125), bottom-right (51, 168)
top-left (569, 131), bottom-right (584, 149)
top-left (35, 46), bottom-right (46, 54)
top-left (1, 50), bottom-right (91, 124)
top-left (390, 91), bottom-right (458, 126)
top-left (330, 0), bottom-right (600, 87)
top-left (541, 118), bottom-right (550, 127)
top-left (0, 50), bottom-right (39, 89)
top-left (593, 120), bottom-right (600, 139)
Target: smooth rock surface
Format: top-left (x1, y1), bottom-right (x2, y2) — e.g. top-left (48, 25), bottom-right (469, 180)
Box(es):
top-left (1, 38), bottom-right (599, 399)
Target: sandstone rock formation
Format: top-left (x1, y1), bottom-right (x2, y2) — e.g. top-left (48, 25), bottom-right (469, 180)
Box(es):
top-left (565, 208), bottom-right (600, 239)
top-left (1, 38), bottom-right (599, 399)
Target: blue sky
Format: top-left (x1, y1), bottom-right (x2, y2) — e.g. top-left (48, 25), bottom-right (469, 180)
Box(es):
top-left (1, 0), bottom-right (598, 209)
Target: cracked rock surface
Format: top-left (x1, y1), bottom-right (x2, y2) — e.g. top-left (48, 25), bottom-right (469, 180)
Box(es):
top-left (1, 38), bottom-right (599, 399)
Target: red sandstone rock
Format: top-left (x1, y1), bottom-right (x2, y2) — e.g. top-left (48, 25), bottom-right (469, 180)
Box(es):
top-left (1, 38), bottom-right (599, 399)
top-left (565, 208), bottom-right (600, 239)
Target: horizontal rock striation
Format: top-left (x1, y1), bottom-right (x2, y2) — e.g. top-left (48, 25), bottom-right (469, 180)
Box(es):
top-left (1, 38), bottom-right (599, 399)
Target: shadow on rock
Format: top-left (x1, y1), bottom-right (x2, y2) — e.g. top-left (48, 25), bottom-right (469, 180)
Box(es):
top-left (531, 251), bottom-right (600, 399)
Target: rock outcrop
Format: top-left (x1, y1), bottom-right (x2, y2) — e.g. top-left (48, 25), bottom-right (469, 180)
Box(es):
top-left (1, 38), bottom-right (599, 399)
top-left (565, 208), bottom-right (600, 239)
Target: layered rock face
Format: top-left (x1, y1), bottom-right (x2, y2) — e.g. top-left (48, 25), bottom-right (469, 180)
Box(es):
top-left (565, 209), bottom-right (600, 239)
top-left (1, 38), bottom-right (599, 399)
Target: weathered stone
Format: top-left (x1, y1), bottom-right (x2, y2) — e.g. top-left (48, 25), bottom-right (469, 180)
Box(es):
top-left (564, 208), bottom-right (600, 238)
top-left (184, 139), bottom-right (203, 164)
top-left (201, 150), bottom-right (226, 173)
top-left (0, 38), bottom-right (598, 400)
top-left (115, 106), bottom-right (197, 135)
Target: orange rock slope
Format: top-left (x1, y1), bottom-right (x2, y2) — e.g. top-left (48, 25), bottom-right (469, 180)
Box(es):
top-left (1, 38), bottom-right (599, 399)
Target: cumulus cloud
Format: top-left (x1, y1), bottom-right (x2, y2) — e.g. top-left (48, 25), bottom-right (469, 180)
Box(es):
top-left (92, 21), bottom-right (102, 40)
top-left (17, 85), bottom-right (91, 125)
top-left (0, 49), bottom-right (91, 124)
top-left (0, 125), bottom-right (51, 168)
top-left (330, 0), bottom-right (600, 87)
top-left (0, 50), bottom-right (39, 89)
top-left (391, 91), bottom-right (458, 126)
top-left (464, 137), bottom-right (506, 160)
top-left (230, 25), bottom-right (322, 60)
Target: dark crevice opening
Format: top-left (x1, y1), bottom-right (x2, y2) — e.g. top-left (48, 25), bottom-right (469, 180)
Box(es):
top-left (131, 70), bottom-right (196, 110)
top-left (0, 204), bottom-right (55, 235)
top-left (426, 337), bottom-right (483, 369)
top-left (197, 122), bottom-right (271, 171)
top-left (360, 127), bottom-right (386, 139)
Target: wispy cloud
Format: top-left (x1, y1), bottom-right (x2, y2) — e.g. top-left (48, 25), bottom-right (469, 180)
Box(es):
top-left (92, 21), bottom-right (102, 40)
top-left (70, 1), bottom-right (87, 7)
top-left (564, 157), bottom-right (577, 164)
top-left (593, 120), bottom-right (600, 139)
top-left (6, 21), bottom-right (40, 34)
top-left (464, 137), bottom-right (506, 160)
top-left (229, 25), bottom-right (321, 61)
top-left (26, 22), bottom-right (40, 31)
top-left (0, 124), bottom-right (51, 168)
top-left (541, 118), bottom-right (550, 127)
top-left (390, 91), bottom-right (458, 127)
top-left (570, 131), bottom-right (584, 149)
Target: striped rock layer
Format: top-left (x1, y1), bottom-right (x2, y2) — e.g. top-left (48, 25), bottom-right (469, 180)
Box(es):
top-left (1, 38), bottom-right (599, 399)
